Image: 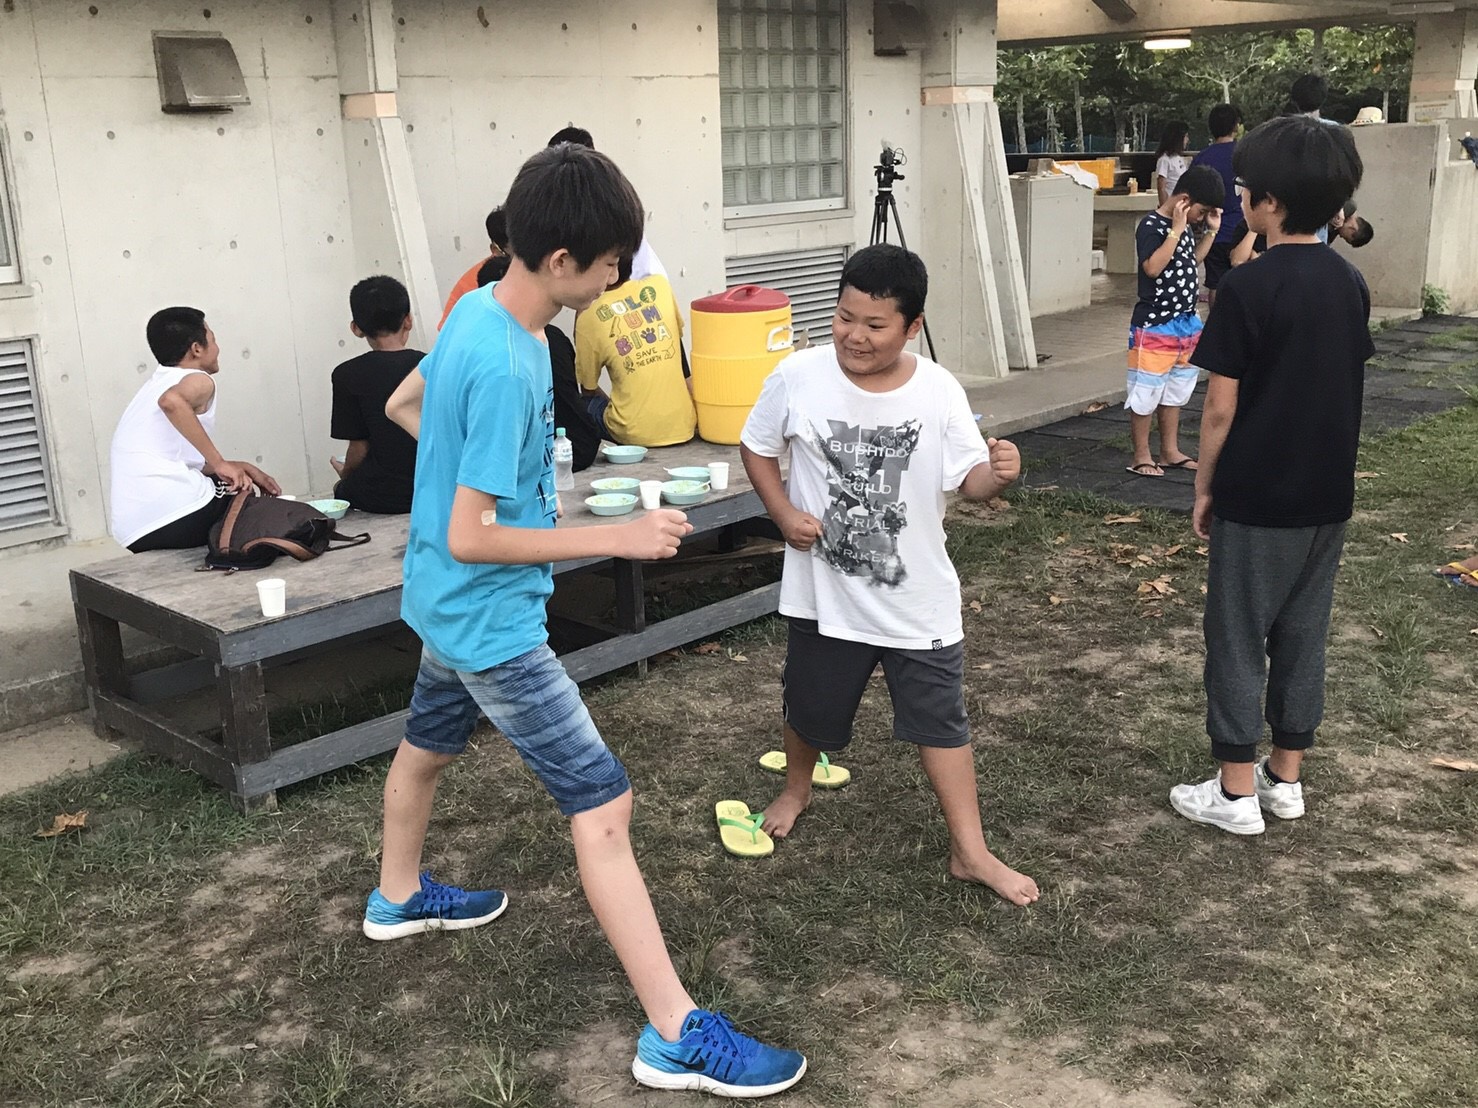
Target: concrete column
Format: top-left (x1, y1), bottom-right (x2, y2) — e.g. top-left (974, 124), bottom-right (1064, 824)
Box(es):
top-left (1408, 11), bottom-right (1478, 122)
top-left (916, 0), bottom-right (1034, 380)
top-left (330, 0), bottom-right (441, 349)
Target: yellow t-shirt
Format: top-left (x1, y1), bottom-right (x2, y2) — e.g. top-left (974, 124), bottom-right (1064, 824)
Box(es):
top-left (575, 276), bottom-right (696, 447)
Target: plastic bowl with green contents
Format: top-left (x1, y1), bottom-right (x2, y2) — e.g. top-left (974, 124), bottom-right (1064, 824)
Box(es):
top-left (307, 498), bottom-right (349, 520)
top-left (600, 444), bottom-right (648, 464)
top-left (585, 493), bottom-right (638, 516)
top-left (590, 477), bottom-right (641, 493)
top-left (660, 480), bottom-right (709, 506)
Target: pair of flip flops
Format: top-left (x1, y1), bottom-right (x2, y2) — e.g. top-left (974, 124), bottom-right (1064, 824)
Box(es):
top-left (715, 751), bottom-right (854, 858)
top-left (1125, 459), bottom-right (1196, 478)
top-left (1435, 562), bottom-right (1478, 590)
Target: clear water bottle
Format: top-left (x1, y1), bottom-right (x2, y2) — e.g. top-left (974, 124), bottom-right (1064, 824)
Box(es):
top-left (553, 427), bottom-right (574, 491)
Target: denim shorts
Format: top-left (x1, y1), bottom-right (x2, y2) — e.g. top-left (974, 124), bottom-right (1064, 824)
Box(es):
top-left (404, 645), bottom-right (631, 817)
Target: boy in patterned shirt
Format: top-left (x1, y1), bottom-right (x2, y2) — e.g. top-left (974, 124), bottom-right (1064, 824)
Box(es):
top-left (1125, 165), bottom-right (1224, 477)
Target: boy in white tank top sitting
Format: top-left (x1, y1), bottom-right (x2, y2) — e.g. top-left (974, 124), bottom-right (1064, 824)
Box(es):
top-left (109, 307), bottom-right (280, 553)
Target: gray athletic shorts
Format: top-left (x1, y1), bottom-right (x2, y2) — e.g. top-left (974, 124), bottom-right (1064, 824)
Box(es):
top-left (781, 618), bottom-right (970, 752)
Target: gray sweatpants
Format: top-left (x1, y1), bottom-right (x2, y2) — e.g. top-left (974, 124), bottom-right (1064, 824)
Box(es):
top-left (1203, 517), bottom-right (1347, 763)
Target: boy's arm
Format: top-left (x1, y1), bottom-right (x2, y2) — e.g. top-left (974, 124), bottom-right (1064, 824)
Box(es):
top-left (740, 443), bottom-right (820, 551)
top-left (1193, 209), bottom-right (1221, 262)
top-left (958, 437), bottom-right (1020, 501)
top-left (386, 368), bottom-right (425, 439)
top-left (446, 485), bottom-right (691, 564)
top-left (1192, 373), bottom-right (1239, 541)
top-left (332, 440), bottom-right (369, 477)
top-left (157, 373), bottom-right (280, 494)
top-left (1142, 198), bottom-right (1189, 278)
top-left (1229, 230), bottom-right (1256, 267)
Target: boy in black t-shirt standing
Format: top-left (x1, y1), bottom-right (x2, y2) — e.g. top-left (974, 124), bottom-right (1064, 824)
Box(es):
top-left (1171, 116), bottom-right (1371, 836)
top-left (330, 276), bottom-right (426, 513)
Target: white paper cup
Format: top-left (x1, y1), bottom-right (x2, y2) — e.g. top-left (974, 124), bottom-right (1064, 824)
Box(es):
top-left (278, 494), bottom-right (297, 501)
top-left (708, 462), bottom-right (730, 490)
top-left (638, 480), bottom-right (663, 510)
top-left (256, 578), bottom-right (286, 618)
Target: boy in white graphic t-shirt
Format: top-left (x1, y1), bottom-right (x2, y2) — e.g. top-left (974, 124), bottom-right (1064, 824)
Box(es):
top-left (739, 244), bottom-right (1039, 907)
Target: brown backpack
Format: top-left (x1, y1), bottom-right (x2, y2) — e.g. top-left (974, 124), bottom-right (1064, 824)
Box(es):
top-left (204, 491), bottom-right (370, 571)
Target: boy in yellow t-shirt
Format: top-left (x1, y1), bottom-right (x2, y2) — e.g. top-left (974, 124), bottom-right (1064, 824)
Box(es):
top-left (575, 273), bottom-right (696, 447)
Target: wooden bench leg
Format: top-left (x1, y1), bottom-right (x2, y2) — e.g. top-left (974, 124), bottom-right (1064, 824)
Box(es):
top-left (75, 603), bottom-right (125, 740)
top-left (218, 661), bottom-right (277, 814)
top-left (613, 559), bottom-right (649, 677)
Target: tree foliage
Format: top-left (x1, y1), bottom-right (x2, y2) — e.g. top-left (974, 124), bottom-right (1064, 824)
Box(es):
top-left (998, 24), bottom-right (1415, 153)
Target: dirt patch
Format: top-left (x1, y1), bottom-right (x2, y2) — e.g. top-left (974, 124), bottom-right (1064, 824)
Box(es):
top-left (11, 951), bottom-right (97, 981)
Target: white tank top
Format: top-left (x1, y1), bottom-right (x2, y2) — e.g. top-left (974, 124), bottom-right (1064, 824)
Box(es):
top-left (108, 366), bottom-right (220, 547)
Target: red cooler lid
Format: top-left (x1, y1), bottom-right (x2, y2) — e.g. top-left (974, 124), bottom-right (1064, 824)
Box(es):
top-left (691, 284), bottom-right (791, 314)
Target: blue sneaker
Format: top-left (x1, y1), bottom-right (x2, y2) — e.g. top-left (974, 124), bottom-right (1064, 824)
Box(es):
top-left (361, 872), bottom-right (507, 940)
top-left (631, 1009), bottom-right (806, 1098)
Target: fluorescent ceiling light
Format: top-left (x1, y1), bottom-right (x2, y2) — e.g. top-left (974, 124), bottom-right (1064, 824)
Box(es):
top-left (1144, 37), bottom-right (1193, 50)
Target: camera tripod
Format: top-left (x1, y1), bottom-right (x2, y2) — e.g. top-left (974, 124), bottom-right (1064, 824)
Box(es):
top-left (869, 145), bottom-right (936, 361)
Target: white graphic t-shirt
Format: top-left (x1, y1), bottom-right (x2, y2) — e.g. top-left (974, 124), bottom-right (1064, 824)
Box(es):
top-left (741, 346), bottom-right (989, 651)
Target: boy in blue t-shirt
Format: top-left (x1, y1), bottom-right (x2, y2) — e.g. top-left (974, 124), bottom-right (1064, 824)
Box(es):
top-left (1189, 103), bottom-right (1244, 304)
top-left (366, 144), bottom-right (806, 1098)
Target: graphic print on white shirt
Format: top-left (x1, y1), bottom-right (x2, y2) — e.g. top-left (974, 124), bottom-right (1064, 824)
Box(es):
top-left (811, 417), bottom-right (920, 587)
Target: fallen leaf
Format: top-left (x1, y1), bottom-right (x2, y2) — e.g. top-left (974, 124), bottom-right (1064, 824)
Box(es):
top-left (1389, 533), bottom-right (1409, 544)
top-left (987, 497), bottom-right (1011, 511)
top-left (1141, 607), bottom-right (1163, 619)
top-left (1431, 758), bottom-right (1478, 773)
top-left (969, 600), bottom-right (983, 612)
top-left (1135, 553), bottom-right (1154, 565)
top-left (1049, 594), bottom-right (1065, 606)
top-left (35, 810), bottom-right (88, 838)
top-left (1052, 533), bottom-right (1069, 545)
top-left (1371, 625), bottom-right (1386, 639)
top-left (1354, 471), bottom-right (1381, 479)
top-left (1083, 401), bottom-right (1110, 414)
top-left (1164, 544), bottom-right (1184, 557)
top-left (1137, 574), bottom-right (1177, 597)
top-left (974, 662), bottom-right (993, 671)
top-left (693, 642), bottom-right (722, 655)
top-left (1453, 543), bottom-right (1477, 552)
top-left (727, 650), bottom-right (749, 663)
top-left (1195, 546), bottom-right (1209, 557)
top-left (1034, 484), bottom-right (1060, 492)
top-left (1104, 514), bottom-right (1142, 525)
top-left (1172, 597), bottom-right (1186, 605)
top-left (1200, 584), bottom-right (1208, 595)
top-left (1470, 627), bottom-right (1478, 636)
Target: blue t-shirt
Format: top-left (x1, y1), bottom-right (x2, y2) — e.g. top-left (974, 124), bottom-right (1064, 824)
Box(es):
top-left (402, 285), bottom-right (558, 672)
top-left (1189, 140), bottom-right (1243, 244)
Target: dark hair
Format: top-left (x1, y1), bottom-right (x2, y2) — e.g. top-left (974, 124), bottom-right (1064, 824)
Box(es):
top-left (476, 254), bottom-right (512, 287)
top-left (1207, 104), bottom-right (1241, 139)
top-left (1347, 217), bottom-right (1374, 248)
top-left (613, 253), bottom-right (633, 288)
top-left (838, 243), bottom-right (928, 325)
top-left (1290, 74), bottom-right (1328, 113)
top-left (485, 207), bottom-right (508, 251)
top-left (146, 306), bottom-right (208, 366)
top-left (1174, 164), bottom-right (1226, 208)
top-left (1232, 115), bottom-right (1362, 235)
top-left (349, 275), bottom-right (411, 338)
top-left (548, 126), bottom-right (594, 149)
top-left (1154, 121), bottom-right (1190, 161)
top-left (503, 143), bottom-right (644, 271)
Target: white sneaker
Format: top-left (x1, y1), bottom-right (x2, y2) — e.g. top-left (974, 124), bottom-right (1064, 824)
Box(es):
top-left (1254, 760), bottom-right (1305, 820)
top-left (1169, 775), bottom-right (1266, 835)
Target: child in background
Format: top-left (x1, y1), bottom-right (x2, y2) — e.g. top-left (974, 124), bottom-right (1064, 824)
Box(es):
top-left (1125, 165), bottom-right (1225, 478)
top-left (330, 276), bottom-right (424, 514)
top-left (1174, 115), bottom-right (1370, 835)
top-left (1189, 104), bottom-right (1243, 305)
top-left (1154, 121), bottom-right (1191, 204)
top-left (740, 243), bottom-right (1039, 908)
top-left (438, 207), bottom-right (508, 329)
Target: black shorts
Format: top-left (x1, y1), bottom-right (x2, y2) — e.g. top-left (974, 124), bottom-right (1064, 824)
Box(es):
top-left (780, 618), bottom-right (970, 752)
top-left (1203, 242), bottom-right (1233, 290)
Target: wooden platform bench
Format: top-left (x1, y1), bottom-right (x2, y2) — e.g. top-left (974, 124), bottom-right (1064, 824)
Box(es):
top-left (70, 443), bottom-right (779, 812)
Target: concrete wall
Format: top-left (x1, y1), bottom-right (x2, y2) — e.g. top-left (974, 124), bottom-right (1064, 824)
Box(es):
top-left (1337, 122), bottom-right (1478, 314)
top-left (0, 1), bottom-right (358, 543)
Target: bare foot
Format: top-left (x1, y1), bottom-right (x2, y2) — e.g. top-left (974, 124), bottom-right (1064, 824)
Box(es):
top-left (950, 852), bottom-right (1040, 907)
top-left (761, 784), bottom-right (811, 838)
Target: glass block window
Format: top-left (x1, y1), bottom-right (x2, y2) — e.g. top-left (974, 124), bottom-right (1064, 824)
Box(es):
top-left (720, 0), bottom-right (846, 215)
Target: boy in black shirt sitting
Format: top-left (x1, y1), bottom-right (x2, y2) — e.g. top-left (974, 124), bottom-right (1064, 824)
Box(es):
top-left (330, 276), bottom-right (425, 513)
top-left (1172, 115), bottom-right (1372, 836)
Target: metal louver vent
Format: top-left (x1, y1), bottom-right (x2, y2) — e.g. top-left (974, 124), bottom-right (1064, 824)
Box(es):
top-left (0, 340), bottom-right (60, 536)
top-left (725, 245), bottom-right (849, 344)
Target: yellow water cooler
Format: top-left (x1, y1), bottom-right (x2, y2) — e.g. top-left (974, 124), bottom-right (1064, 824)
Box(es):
top-left (688, 285), bottom-right (793, 445)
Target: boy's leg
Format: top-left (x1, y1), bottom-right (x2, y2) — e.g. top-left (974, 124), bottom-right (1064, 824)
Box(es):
top-left (1155, 405), bottom-right (1196, 468)
top-left (1157, 360), bottom-right (1198, 467)
top-left (917, 744), bottom-right (1039, 906)
top-left (1128, 411), bottom-right (1161, 474)
top-left (380, 742), bottom-right (457, 902)
top-left (1262, 521), bottom-right (1346, 785)
top-left (881, 644), bottom-right (1039, 906)
top-left (762, 619), bottom-right (875, 838)
top-left (570, 789), bottom-right (693, 1039)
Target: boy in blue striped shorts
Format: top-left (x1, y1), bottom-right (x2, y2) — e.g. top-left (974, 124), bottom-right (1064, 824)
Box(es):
top-left (365, 144), bottom-right (805, 1098)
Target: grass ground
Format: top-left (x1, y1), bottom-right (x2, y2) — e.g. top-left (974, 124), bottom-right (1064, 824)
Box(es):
top-left (3, 401), bottom-right (1476, 1108)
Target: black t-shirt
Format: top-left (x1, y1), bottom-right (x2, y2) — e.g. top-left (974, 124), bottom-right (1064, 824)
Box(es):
top-left (1132, 212), bottom-right (1200, 328)
top-left (546, 325), bottom-right (601, 472)
top-left (1194, 244), bottom-right (1375, 527)
top-left (330, 348), bottom-right (424, 512)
